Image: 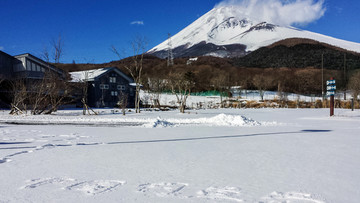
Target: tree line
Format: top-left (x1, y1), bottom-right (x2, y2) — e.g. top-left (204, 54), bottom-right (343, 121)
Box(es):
top-left (56, 52), bottom-right (360, 113)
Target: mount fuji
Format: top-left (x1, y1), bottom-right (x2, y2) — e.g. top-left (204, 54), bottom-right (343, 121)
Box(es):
top-left (148, 6), bottom-right (360, 58)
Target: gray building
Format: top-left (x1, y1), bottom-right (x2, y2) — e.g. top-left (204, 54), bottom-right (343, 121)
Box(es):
top-left (0, 50), bottom-right (66, 107)
top-left (0, 51), bottom-right (65, 80)
top-left (0, 51), bottom-right (14, 79)
top-left (13, 53), bottom-right (65, 79)
top-left (70, 67), bottom-right (136, 108)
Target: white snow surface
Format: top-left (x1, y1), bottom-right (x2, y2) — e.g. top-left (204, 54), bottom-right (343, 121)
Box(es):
top-left (149, 6), bottom-right (360, 54)
top-left (1, 108), bottom-right (360, 202)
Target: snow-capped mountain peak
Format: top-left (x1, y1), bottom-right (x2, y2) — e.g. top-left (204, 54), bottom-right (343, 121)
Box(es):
top-left (148, 6), bottom-right (360, 58)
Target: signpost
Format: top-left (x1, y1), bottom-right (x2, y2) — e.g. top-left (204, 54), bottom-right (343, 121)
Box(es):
top-left (326, 78), bottom-right (336, 116)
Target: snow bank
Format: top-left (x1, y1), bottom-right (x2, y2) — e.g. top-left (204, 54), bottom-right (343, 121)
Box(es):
top-left (0, 111), bottom-right (267, 128)
top-left (144, 114), bottom-right (263, 128)
top-left (183, 113), bottom-right (261, 127)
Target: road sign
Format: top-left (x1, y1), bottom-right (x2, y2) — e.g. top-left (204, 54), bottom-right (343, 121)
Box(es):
top-left (326, 80), bottom-right (335, 85)
top-left (326, 91), bottom-right (335, 96)
top-left (327, 78), bottom-right (336, 116)
top-left (327, 85), bottom-right (336, 91)
top-left (326, 79), bottom-right (336, 97)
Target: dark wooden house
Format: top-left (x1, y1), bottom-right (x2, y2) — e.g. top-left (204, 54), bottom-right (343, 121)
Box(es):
top-left (70, 67), bottom-right (135, 108)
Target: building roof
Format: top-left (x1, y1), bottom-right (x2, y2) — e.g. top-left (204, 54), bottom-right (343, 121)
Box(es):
top-left (70, 67), bottom-right (133, 83)
top-left (0, 50), bottom-right (13, 58)
top-left (14, 53), bottom-right (65, 75)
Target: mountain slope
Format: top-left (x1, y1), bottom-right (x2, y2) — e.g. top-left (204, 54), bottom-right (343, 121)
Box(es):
top-left (148, 6), bottom-right (360, 58)
top-left (233, 38), bottom-right (360, 69)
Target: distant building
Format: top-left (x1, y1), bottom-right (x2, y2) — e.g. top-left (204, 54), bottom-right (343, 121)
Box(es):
top-left (186, 57), bottom-right (198, 65)
top-left (0, 51), bottom-right (14, 79)
top-left (1, 51), bottom-right (65, 80)
top-left (70, 67), bottom-right (135, 108)
top-left (13, 53), bottom-right (65, 79)
top-left (0, 50), bottom-right (66, 107)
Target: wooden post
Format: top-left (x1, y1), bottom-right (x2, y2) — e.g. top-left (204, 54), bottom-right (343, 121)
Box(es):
top-left (330, 94), bottom-right (334, 116)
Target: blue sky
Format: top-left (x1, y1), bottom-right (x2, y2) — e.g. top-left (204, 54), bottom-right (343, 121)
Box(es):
top-left (0, 0), bottom-right (359, 63)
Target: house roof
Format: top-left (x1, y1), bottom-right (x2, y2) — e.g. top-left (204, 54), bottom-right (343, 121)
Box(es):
top-left (70, 67), bottom-right (133, 83)
top-left (14, 53), bottom-right (65, 75)
top-left (0, 50), bottom-right (13, 58)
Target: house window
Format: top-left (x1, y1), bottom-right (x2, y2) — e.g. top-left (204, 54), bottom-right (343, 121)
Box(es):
top-left (100, 84), bottom-right (109, 89)
top-left (117, 85), bottom-right (126, 91)
top-left (111, 91), bottom-right (118, 97)
top-left (26, 60), bottom-right (31, 71)
top-left (36, 64), bottom-right (41, 72)
top-left (109, 77), bottom-right (116, 83)
top-left (31, 62), bottom-right (36, 71)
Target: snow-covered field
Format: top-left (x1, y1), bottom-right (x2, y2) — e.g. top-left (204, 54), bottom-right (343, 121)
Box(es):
top-left (0, 108), bottom-right (360, 202)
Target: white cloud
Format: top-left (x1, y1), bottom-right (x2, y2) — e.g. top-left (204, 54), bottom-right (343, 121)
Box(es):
top-left (130, 21), bottom-right (144, 25)
top-left (215, 0), bottom-right (326, 26)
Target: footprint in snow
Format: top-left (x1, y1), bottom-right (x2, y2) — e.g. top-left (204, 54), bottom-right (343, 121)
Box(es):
top-left (66, 180), bottom-right (126, 195)
top-left (21, 177), bottom-right (76, 189)
top-left (258, 191), bottom-right (326, 203)
top-left (197, 186), bottom-right (244, 202)
top-left (22, 178), bottom-right (126, 195)
top-left (138, 182), bottom-right (189, 198)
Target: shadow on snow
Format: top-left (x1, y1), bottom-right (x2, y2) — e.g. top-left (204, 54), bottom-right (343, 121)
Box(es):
top-left (106, 130), bottom-right (332, 145)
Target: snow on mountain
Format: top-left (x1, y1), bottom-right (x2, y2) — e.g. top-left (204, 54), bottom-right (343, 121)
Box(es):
top-left (148, 6), bottom-right (360, 58)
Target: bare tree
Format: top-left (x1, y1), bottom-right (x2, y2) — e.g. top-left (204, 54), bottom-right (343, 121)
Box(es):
top-left (168, 70), bottom-right (195, 113)
top-left (9, 77), bottom-right (49, 115)
top-left (146, 77), bottom-right (167, 108)
top-left (9, 79), bottom-right (28, 115)
top-left (252, 74), bottom-right (275, 101)
top-left (112, 36), bottom-right (147, 113)
top-left (20, 34), bottom-right (75, 115)
top-left (210, 70), bottom-right (230, 108)
top-left (81, 71), bottom-right (90, 115)
top-left (294, 68), bottom-right (319, 95)
top-left (52, 34), bottom-right (64, 64)
top-left (117, 91), bottom-right (128, 115)
top-left (41, 46), bottom-right (50, 63)
top-left (43, 71), bottom-right (75, 114)
top-left (73, 70), bottom-right (97, 115)
top-left (274, 68), bottom-right (292, 102)
top-left (348, 71), bottom-right (360, 100)
top-left (29, 77), bottom-right (48, 115)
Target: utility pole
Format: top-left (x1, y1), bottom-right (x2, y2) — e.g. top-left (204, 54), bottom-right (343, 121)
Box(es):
top-left (322, 53), bottom-right (324, 101)
top-left (344, 53), bottom-right (347, 100)
top-left (167, 33), bottom-right (174, 67)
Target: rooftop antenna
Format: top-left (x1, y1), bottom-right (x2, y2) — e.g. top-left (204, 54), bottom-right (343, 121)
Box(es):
top-left (167, 33), bottom-right (174, 67)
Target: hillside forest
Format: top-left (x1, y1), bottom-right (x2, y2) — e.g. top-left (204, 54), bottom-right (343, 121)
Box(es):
top-left (56, 40), bottom-right (360, 100)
